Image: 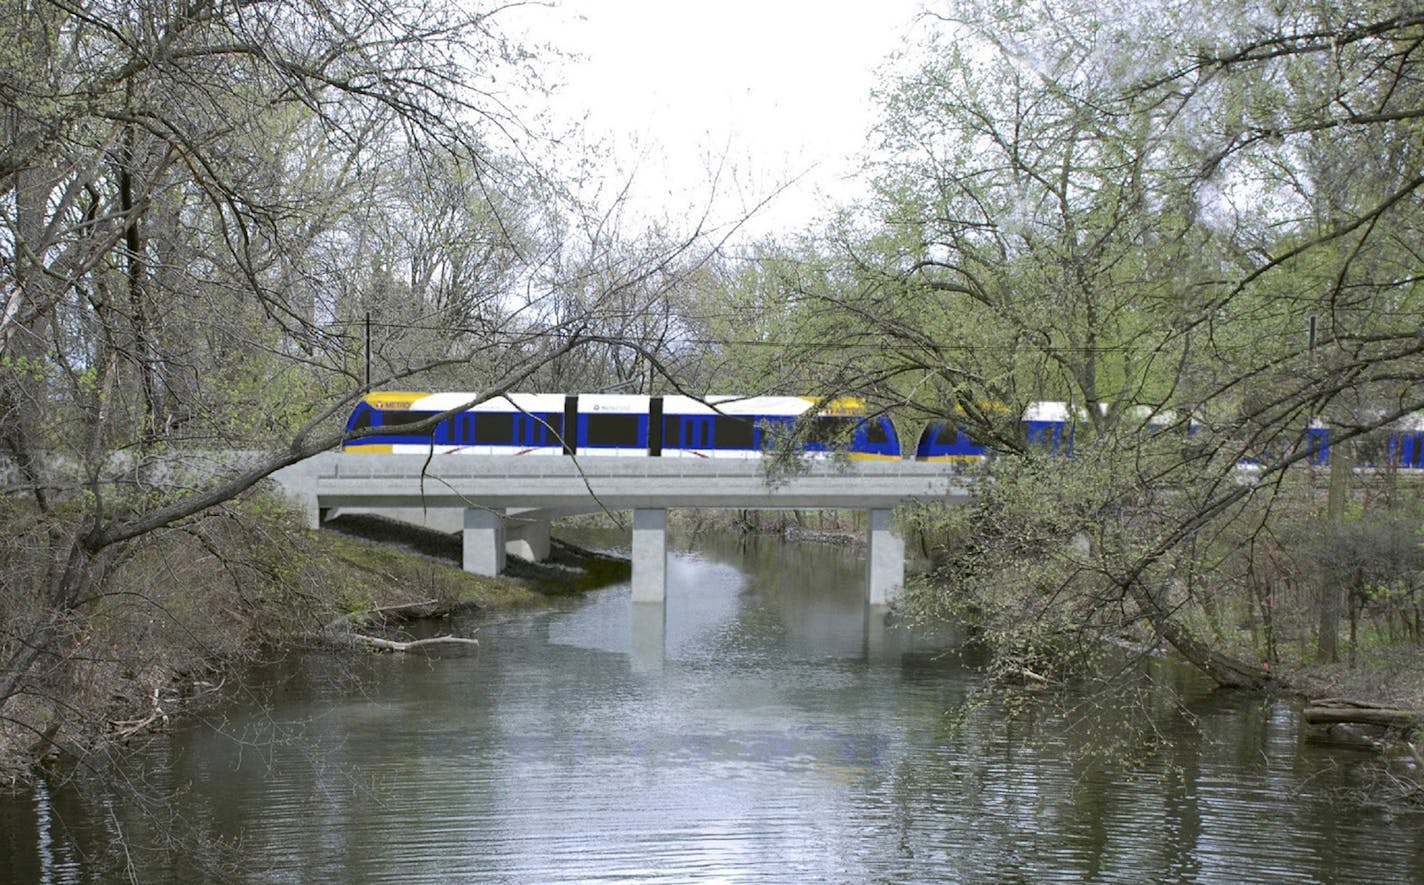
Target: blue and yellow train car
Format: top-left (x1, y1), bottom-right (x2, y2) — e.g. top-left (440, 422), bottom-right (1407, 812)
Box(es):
top-left (342, 393), bottom-right (901, 460)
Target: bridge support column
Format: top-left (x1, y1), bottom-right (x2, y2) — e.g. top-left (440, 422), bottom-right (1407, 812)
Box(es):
top-left (631, 508), bottom-right (668, 603)
top-left (866, 509), bottom-right (904, 606)
top-left (463, 508), bottom-right (506, 576)
top-left (506, 519), bottom-right (551, 562)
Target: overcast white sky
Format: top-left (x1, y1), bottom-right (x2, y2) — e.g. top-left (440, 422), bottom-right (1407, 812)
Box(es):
top-left (510, 1), bottom-right (927, 238)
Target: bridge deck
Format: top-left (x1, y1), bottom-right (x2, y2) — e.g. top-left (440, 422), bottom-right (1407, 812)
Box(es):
top-left (311, 453), bottom-right (971, 511)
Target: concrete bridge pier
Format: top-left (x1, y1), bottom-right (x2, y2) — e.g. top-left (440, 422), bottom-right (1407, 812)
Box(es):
top-left (505, 518), bottom-right (551, 561)
top-left (462, 508), bottom-right (506, 576)
top-left (631, 508), bottom-right (668, 603)
top-left (866, 509), bottom-right (905, 606)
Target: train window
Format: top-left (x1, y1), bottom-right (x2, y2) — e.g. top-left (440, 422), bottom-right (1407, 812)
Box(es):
top-left (537, 413), bottom-right (564, 446)
top-left (864, 419), bottom-right (889, 445)
top-left (662, 417), bottom-right (683, 447)
top-left (472, 412), bottom-right (514, 444)
top-left (586, 413), bottom-right (641, 447)
top-left (382, 410), bottom-right (436, 430)
top-left (451, 414), bottom-right (476, 443)
top-left (935, 424), bottom-right (959, 446)
top-left (806, 416), bottom-right (852, 446)
top-left (713, 415), bottom-right (755, 449)
top-left (352, 409), bottom-right (372, 430)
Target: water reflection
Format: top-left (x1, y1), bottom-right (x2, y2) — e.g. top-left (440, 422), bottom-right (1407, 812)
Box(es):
top-left (628, 602), bottom-right (666, 672)
top-left (2, 528), bottom-right (1423, 882)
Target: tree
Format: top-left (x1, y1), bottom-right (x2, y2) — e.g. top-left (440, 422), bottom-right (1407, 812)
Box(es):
top-left (0, 0), bottom-right (737, 771)
top-left (816, 0), bottom-right (1424, 690)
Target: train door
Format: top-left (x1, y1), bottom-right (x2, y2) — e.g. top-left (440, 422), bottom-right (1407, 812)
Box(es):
top-left (1396, 433), bottom-right (1424, 469)
top-left (515, 413), bottom-right (547, 451)
top-left (682, 417), bottom-right (713, 455)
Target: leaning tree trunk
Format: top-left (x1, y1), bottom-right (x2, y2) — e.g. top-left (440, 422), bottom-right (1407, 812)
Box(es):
top-left (1128, 578), bottom-right (1272, 690)
top-left (0, 533), bottom-right (111, 711)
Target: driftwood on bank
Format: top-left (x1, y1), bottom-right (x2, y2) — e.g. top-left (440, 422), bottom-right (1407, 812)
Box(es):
top-left (110, 687), bottom-right (169, 738)
top-left (319, 598), bottom-right (480, 654)
top-left (352, 633), bottom-right (479, 653)
top-left (1005, 665), bottom-right (1061, 687)
top-left (1303, 699), bottom-right (1421, 730)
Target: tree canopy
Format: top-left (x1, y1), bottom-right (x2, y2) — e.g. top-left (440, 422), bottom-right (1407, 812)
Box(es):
top-left (0, 0), bottom-right (734, 746)
top-left (698, 0), bottom-right (1424, 688)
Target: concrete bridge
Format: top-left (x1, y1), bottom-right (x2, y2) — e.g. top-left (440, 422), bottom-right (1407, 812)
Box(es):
top-left (281, 453), bottom-right (971, 605)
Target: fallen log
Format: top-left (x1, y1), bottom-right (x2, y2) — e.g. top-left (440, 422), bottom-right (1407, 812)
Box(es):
top-left (353, 634), bottom-right (479, 654)
top-left (1303, 702), bottom-right (1420, 730)
top-left (1005, 665), bottom-right (1061, 687)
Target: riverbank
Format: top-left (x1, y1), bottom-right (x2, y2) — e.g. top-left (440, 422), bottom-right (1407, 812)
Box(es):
top-left (0, 495), bottom-right (627, 788)
top-left (1283, 648), bottom-right (1424, 779)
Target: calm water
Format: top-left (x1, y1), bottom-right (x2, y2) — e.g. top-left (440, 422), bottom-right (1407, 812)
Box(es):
top-left (3, 530), bottom-right (1424, 882)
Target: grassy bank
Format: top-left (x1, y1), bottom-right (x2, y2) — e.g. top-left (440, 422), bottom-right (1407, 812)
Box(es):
top-left (0, 493), bottom-right (625, 787)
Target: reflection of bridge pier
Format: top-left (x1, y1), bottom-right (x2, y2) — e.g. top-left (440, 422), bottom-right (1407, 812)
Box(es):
top-left (629, 601), bottom-right (666, 672)
top-left (305, 453), bottom-right (967, 606)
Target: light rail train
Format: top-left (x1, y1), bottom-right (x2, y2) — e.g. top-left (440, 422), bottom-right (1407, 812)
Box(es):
top-left (342, 392), bottom-right (901, 459)
top-left (344, 393), bottom-right (1424, 469)
top-left (913, 403), bottom-right (1424, 470)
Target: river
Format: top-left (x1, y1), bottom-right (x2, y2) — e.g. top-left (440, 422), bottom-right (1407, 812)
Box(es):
top-left (3, 529), bottom-right (1423, 882)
